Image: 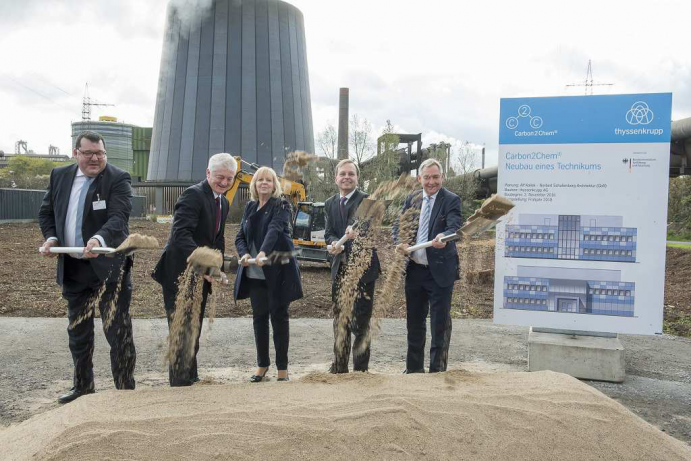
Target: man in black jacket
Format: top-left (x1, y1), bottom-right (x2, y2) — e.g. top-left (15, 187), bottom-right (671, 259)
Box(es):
top-left (39, 131), bottom-right (136, 403)
top-left (394, 158), bottom-right (462, 373)
top-left (152, 153), bottom-right (236, 386)
top-left (325, 159), bottom-right (381, 373)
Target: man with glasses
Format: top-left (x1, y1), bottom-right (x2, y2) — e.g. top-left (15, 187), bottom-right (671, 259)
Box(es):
top-left (393, 158), bottom-right (461, 374)
top-left (39, 131), bottom-right (136, 403)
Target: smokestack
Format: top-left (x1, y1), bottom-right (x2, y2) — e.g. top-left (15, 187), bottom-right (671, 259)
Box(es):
top-left (337, 88), bottom-right (349, 160)
top-left (481, 147), bottom-right (486, 169)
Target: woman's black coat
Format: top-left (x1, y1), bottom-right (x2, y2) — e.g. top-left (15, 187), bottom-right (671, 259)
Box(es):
top-left (234, 197), bottom-right (303, 305)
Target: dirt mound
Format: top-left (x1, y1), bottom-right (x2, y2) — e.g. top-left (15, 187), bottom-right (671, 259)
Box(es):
top-left (1, 370), bottom-right (688, 460)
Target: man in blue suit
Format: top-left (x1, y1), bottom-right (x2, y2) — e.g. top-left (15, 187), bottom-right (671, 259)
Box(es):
top-left (39, 131), bottom-right (136, 403)
top-left (393, 158), bottom-right (462, 373)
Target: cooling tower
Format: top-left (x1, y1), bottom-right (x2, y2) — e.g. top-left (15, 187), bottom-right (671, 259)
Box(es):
top-left (148, 0), bottom-right (314, 181)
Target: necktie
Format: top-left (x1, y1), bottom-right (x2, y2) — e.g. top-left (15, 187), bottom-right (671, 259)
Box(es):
top-left (75, 177), bottom-right (94, 246)
top-left (339, 196), bottom-right (347, 223)
top-left (215, 197), bottom-right (221, 235)
top-left (416, 196), bottom-right (432, 245)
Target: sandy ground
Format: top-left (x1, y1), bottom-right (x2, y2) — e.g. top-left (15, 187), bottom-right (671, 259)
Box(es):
top-left (0, 318), bottom-right (689, 451)
top-left (2, 369), bottom-right (690, 461)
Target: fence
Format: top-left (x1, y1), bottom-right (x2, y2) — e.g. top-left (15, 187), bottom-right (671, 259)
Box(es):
top-left (0, 188), bottom-right (146, 222)
top-left (132, 182), bottom-right (249, 220)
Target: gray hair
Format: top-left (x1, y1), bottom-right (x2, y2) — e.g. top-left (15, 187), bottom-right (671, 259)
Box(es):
top-left (208, 153), bottom-right (237, 173)
top-left (419, 158), bottom-right (443, 175)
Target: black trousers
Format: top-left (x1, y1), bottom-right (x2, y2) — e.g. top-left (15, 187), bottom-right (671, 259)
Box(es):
top-left (405, 261), bottom-right (453, 373)
top-left (163, 278), bottom-right (210, 387)
top-left (62, 256), bottom-right (136, 391)
top-left (248, 278), bottom-right (290, 370)
top-left (331, 279), bottom-right (375, 373)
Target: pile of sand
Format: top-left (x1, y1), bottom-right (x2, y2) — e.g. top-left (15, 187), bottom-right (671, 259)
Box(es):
top-left (1, 370), bottom-right (689, 460)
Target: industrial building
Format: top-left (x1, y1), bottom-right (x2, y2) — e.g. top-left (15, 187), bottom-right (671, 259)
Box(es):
top-left (503, 266), bottom-right (635, 317)
top-left (71, 119), bottom-right (152, 181)
top-left (505, 214), bottom-right (637, 263)
top-left (147, 0), bottom-right (314, 182)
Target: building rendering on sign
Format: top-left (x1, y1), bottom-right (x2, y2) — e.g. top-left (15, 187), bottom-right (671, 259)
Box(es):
top-left (503, 266), bottom-right (635, 317)
top-left (505, 214), bottom-right (637, 262)
top-left (147, 0), bottom-right (314, 182)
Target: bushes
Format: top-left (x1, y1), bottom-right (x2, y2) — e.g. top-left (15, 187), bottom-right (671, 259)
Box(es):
top-left (668, 176), bottom-right (691, 239)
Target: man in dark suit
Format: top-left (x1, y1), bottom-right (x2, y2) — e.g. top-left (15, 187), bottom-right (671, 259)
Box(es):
top-left (39, 130), bottom-right (136, 403)
top-left (393, 158), bottom-right (462, 373)
top-left (152, 153), bottom-right (236, 386)
top-left (325, 159), bottom-right (381, 373)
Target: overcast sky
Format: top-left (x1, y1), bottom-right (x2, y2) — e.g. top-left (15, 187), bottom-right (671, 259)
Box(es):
top-left (1, 0), bottom-right (689, 169)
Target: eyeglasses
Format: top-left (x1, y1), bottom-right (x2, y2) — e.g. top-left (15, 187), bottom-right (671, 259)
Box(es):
top-left (77, 149), bottom-right (107, 159)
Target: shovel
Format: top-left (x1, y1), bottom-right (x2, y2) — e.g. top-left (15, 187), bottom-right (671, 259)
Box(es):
top-left (404, 194), bottom-right (515, 253)
top-left (222, 251), bottom-right (299, 269)
top-left (39, 233), bottom-right (159, 257)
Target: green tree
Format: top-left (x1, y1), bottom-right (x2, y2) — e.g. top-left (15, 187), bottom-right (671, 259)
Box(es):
top-left (0, 156), bottom-right (69, 189)
top-left (667, 176), bottom-right (691, 238)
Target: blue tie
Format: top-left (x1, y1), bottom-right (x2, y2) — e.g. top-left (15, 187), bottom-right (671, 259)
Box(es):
top-left (75, 177), bottom-right (94, 246)
top-left (417, 196), bottom-right (432, 245)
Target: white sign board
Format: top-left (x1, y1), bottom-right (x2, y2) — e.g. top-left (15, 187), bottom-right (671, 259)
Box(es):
top-left (493, 93), bottom-right (672, 335)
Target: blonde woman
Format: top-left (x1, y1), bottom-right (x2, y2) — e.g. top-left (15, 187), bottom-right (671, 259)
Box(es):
top-left (234, 167), bottom-right (303, 382)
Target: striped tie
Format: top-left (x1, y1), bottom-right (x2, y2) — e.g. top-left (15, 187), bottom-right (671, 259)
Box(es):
top-left (416, 196), bottom-right (432, 245)
top-left (75, 177), bottom-right (94, 246)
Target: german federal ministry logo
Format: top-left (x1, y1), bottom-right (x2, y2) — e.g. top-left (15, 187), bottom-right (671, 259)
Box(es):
top-left (626, 101), bottom-right (654, 125)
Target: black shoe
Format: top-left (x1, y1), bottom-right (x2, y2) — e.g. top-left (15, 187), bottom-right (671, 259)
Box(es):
top-left (277, 377), bottom-right (290, 382)
top-left (250, 367), bottom-right (269, 383)
top-left (402, 369), bottom-right (425, 374)
top-left (328, 363), bottom-right (348, 374)
top-left (57, 387), bottom-right (95, 404)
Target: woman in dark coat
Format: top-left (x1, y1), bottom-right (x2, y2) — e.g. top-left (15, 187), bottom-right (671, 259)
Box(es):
top-left (234, 166), bottom-right (303, 382)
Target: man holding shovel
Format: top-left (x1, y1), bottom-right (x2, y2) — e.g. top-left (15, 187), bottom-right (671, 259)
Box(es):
top-left (152, 153), bottom-right (236, 386)
top-left (38, 130), bottom-right (136, 403)
top-left (394, 158), bottom-right (461, 373)
top-left (325, 159), bottom-right (381, 373)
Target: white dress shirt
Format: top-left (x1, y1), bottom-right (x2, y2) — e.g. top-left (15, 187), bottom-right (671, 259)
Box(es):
top-left (340, 189), bottom-right (356, 205)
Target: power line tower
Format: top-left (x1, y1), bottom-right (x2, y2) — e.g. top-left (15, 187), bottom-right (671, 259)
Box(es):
top-left (566, 60), bottom-right (614, 95)
top-left (15, 140), bottom-right (28, 154)
top-left (81, 83), bottom-right (114, 121)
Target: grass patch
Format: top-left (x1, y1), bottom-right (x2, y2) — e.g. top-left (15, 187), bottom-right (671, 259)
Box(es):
top-left (663, 309), bottom-right (691, 338)
top-left (667, 242), bottom-right (691, 250)
top-left (666, 230), bottom-right (691, 242)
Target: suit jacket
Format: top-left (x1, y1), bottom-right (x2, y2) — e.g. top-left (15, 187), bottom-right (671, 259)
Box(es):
top-left (38, 163), bottom-right (132, 285)
top-left (324, 190), bottom-right (380, 283)
top-left (392, 187), bottom-right (462, 288)
top-left (152, 180), bottom-right (229, 292)
top-left (234, 197), bottom-right (303, 305)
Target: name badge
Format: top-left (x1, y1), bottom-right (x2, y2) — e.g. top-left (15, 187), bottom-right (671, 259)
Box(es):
top-left (92, 200), bottom-right (106, 211)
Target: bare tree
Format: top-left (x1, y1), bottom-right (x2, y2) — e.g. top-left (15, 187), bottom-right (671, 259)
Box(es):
top-left (349, 114), bottom-right (374, 167)
top-left (316, 122), bottom-right (338, 159)
top-left (445, 141), bottom-right (480, 221)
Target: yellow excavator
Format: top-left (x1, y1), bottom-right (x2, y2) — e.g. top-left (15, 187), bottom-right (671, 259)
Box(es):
top-left (224, 157), bottom-right (329, 263)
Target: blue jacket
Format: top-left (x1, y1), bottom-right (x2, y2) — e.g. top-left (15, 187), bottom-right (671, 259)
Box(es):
top-left (392, 187), bottom-right (462, 288)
